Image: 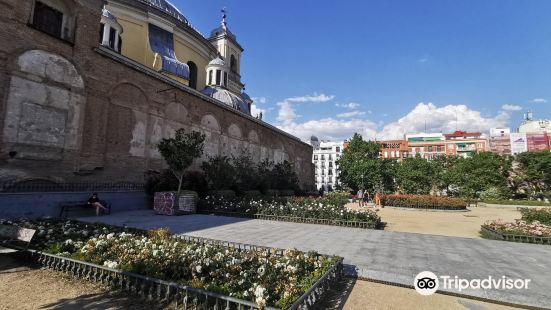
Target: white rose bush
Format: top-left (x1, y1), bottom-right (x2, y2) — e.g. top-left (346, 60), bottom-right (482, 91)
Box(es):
top-left (0, 219), bottom-right (339, 308)
top-left (199, 196), bottom-right (381, 228)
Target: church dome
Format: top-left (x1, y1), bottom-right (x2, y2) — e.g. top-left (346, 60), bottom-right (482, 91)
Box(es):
top-left (202, 86), bottom-right (250, 115)
top-left (241, 91), bottom-right (252, 102)
top-left (140, 0), bottom-right (187, 22)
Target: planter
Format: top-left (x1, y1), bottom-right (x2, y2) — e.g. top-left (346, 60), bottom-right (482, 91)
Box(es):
top-left (177, 191), bottom-right (198, 214)
top-left (154, 191), bottom-right (198, 215)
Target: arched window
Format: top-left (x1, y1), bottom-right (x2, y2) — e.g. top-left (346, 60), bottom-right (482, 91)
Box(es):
top-left (216, 70), bottom-right (221, 86)
top-left (223, 72), bottom-right (228, 87)
top-left (208, 70), bottom-right (213, 85)
top-left (30, 0), bottom-right (75, 42)
top-left (187, 61), bottom-right (198, 89)
top-left (230, 55), bottom-right (237, 73)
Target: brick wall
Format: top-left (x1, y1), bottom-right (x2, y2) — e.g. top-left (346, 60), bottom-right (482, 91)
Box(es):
top-left (0, 0), bottom-right (314, 190)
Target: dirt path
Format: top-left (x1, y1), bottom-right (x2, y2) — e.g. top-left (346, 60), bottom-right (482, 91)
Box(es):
top-left (346, 203), bottom-right (520, 238)
top-left (0, 254), bottom-right (166, 310)
top-left (342, 280), bottom-right (519, 310)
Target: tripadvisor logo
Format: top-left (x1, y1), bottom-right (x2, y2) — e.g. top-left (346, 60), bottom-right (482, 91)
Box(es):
top-left (414, 271), bottom-right (439, 296)
top-left (414, 271), bottom-right (531, 296)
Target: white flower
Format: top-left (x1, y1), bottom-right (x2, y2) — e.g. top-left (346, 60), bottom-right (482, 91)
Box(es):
top-left (196, 265), bottom-right (202, 273)
top-left (103, 260), bottom-right (119, 269)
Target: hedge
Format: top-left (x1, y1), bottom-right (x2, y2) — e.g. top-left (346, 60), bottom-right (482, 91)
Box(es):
top-left (382, 194), bottom-right (467, 210)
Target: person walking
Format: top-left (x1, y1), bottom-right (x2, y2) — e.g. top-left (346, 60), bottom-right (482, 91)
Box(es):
top-left (357, 189), bottom-right (364, 207)
top-left (375, 191), bottom-right (382, 207)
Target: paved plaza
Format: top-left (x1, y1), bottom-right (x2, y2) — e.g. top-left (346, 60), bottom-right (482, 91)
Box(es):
top-left (80, 210), bottom-right (551, 309)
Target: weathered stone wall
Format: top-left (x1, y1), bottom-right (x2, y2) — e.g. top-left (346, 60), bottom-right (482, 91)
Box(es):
top-left (0, 0), bottom-right (314, 189)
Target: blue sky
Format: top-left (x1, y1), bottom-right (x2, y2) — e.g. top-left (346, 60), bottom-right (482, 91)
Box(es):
top-left (174, 0), bottom-right (551, 141)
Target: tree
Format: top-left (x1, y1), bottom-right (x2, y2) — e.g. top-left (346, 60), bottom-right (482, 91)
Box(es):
top-left (201, 155), bottom-right (235, 190)
top-left (432, 155), bottom-right (462, 196)
top-left (396, 155), bottom-right (435, 195)
top-left (454, 152), bottom-right (511, 200)
top-left (337, 133), bottom-right (396, 193)
top-left (157, 129), bottom-right (205, 195)
top-left (514, 151), bottom-right (551, 199)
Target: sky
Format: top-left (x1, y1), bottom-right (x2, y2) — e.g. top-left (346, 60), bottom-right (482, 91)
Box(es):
top-left (173, 0), bottom-right (551, 141)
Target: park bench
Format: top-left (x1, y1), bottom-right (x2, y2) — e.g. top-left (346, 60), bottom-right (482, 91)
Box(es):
top-left (59, 200), bottom-right (111, 218)
top-left (0, 224), bottom-right (36, 250)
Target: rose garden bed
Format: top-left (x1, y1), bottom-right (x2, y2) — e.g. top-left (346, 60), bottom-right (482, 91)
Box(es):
top-left (481, 219), bottom-right (551, 245)
top-left (0, 219), bottom-right (342, 309)
top-left (197, 196), bottom-right (381, 229)
top-left (381, 194), bottom-right (468, 211)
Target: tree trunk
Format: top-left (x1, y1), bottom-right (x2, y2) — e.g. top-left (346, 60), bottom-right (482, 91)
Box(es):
top-left (177, 175), bottom-right (183, 197)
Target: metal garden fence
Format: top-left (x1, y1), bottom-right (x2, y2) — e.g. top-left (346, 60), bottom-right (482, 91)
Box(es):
top-left (15, 234), bottom-right (343, 309)
top-left (480, 226), bottom-right (551, 245)
top-left (196, 210), bottom-right (380, 229)
top-left (0, 181), bottom-right (144, 193)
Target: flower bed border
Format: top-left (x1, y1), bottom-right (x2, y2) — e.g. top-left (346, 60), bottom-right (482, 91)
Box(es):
top-left (383, 204), bottom-right (467, 211)
top-left (11, 234), bottom-right (343, 309)
top-left (480, 226), bottom-right (551, 245)
top-left (196, 210), bottom-right (380, 229)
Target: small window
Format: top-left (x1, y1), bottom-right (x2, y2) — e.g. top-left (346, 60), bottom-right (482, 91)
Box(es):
top-left (336, 147), bottom-right (340, 153)
top-left (224, 72), bottom-right (228, 87)
top-left (32, 1), bottom-right (63, 38)
top-left (314, 155), bottom-right (318, 160)
top-left (31, 0), bottom-right (74, 42)
top-left (187, 61), bottom-right (198, 90)
top-left (209, 70), bottom-right (213, 85)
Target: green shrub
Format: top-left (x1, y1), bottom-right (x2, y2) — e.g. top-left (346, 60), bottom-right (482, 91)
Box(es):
top-left (482, 199), bottom-right (550, 206)
top-left (264, 189), bottom-right (279, 197)
top-left (242, 190), bottom-right (262, 198)
top-left (279, 189), bottom-right (295, 197)
top-left (322, 192), bottom-right (351, 207)
top-left (480, 186), bottom-right (511, 200)
top-left (382, 194), bottom-right (467, 210)
top-left (520, 208), bottom-right (551, 225)
top-left (208, 190), bottom-right (236, 199)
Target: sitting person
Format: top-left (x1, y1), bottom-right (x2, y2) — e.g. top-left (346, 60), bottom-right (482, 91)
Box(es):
top-left (88, 193), bottom-right (110, 216)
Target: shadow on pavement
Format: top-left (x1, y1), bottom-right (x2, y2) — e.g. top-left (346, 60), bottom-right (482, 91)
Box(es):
top-left (77, 210), bottom-right (257, 235)
top-left (39, 292), bottom-right (168, 310)
top-left (313, 276), bottom-right (357, 309)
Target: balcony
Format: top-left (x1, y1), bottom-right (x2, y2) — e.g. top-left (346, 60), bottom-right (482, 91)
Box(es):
top-left (456, 144), bottom-right (476, 152)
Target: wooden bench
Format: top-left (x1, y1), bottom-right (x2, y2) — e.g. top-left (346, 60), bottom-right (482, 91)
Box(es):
top-left (59, 200), bottom-right (111, 218)
top-left (0, 224), bottom-right (36, 250)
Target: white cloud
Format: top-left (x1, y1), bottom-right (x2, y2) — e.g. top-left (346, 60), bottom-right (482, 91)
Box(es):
top-left (286, 93), bottom-right (335, 103)
top-left (337, 111), bottom-right (366, 118)
top-left (275, 93), bottom-right (335, 125)
top-left (531, 98), bottom-right (547, 103)
top-left (376, 102), bottom-right (509, 140)
top-left (277, 118), bottom-right (378, 141)
top-left (418, 55), bottom-right (429, 63)
top-left (250, 104), bottom-right (266, 118)
top-left (336, 102), bottom-right (360, 109)
top-left (501, 104), bottom-right (522, 111)
top-left (252, 97), bottom-right (267, 104)
top-left (276, 101), bottom-right (298, 125)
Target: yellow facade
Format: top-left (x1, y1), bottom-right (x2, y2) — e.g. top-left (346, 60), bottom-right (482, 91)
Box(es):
top-left (106, 3), bottom-right (215, 90)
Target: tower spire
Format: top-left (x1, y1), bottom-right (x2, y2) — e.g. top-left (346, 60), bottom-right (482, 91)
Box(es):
top-left (221, 7), bottom-right (227, 30)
